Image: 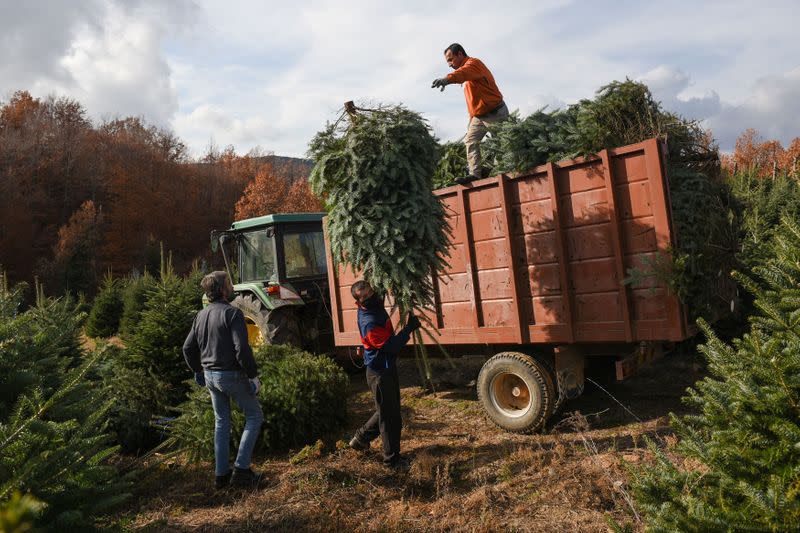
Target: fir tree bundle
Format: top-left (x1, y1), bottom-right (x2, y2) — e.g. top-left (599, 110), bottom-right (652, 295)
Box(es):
top-left (308, 105), bottom-right (450, 321)
top-left (432, 140), bottom-right (468, 189)
top-left (309, 105), bottom-right (452, 383)
top-left (436, 80), bottom-right (737, 321)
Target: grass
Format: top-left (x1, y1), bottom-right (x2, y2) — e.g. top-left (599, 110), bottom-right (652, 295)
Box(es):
top-left (107, 347), bottom-right (705, 532)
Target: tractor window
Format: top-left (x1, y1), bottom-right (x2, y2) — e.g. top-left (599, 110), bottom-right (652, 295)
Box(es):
top-left (283, 229), bottom-right (327, 279)
top-left (239, 229), bottom-right (277, 282)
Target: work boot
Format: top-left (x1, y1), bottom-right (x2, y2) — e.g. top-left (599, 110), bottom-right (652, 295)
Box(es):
top-left (385, 455), bottom-right (411, 472)
top-left (230, 467), bottom-right (263, 488)
top-left (454, 174), bottom-right (479, 186)
top-left (214, 471), bottom-right (232, 490)
top-left (349, 435), bottom-right (370, 451)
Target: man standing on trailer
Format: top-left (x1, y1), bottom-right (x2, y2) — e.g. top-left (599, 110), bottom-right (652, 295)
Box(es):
top-left (348, 280), bottom-right (420, 468)
top-left (431, 43), bottom-right (509, 185)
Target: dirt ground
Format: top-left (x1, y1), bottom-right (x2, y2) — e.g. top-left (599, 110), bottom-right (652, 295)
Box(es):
top-left (112, 347), bottom-right (706, 532)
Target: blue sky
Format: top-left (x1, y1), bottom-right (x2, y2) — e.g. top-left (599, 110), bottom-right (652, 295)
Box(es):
top-left (1, 0), bottom-right (798, 157)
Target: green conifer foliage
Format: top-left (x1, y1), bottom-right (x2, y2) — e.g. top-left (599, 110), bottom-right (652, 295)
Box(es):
top-left (432, 140), bottom-right (469, 188)
top-left (85, 272), bottom-right (124, 338)
top-left (105, 260), bottom-right (203, 452)
top-left (0, 492), bottom-right (44, 533)
top-left (481, 107), bottom-right (578, 175)
top-left (0, 275), bottom-right (131, 529)
top-left (119, 272), bottom-right (154, 339)
top-left (631, 217), bottom-right (800, 532)
top-left (167, 344), bottom-right (349, 461)
top-left (436, 80), bottom-right (737, 320)
top-left (729, 171), bottom-right (800, 274)
top-left (308, 105), bottom-right (450, 317)
top-left (308, 105), bottom-right (454, 384)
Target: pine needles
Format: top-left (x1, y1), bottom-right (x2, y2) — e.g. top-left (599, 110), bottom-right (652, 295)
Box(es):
top-left (309, 104), bottom-right (452, 383)
top-left (631, 216), bottom-right (800, 531)
top-left (437, 80), bottom-right (736, 320)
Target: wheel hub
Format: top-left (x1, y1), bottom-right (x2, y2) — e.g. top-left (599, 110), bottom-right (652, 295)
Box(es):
top-left (245, 319), bottom-right (264, 347)
top-left (490, 372), bottom-right (532, 418)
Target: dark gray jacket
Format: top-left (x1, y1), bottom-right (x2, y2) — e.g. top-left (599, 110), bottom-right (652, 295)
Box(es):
top-left (182, 301), bottom-right (258, 378)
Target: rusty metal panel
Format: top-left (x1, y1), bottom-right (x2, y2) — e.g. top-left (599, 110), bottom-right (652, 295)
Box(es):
top-left (327, 137), bottom-right (688, 348)
top-left (322, 221), bottom-right (344, 336)
top-left (544, 162), bottom-right (575, 341)
top-left (599, 149), bottom-right (634, 342)
top-left (456, 189), bottom-right (481, 329)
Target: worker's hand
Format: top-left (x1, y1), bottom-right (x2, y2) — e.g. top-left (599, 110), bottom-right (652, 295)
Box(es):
top-left (249, 377), bottom-right (262, 396)
top-left (194, 372), bottom-right (206, 387)
top-left (406, 314), bottom-right (421, 332)
top-left (431, 78), bottom-right (449, 91)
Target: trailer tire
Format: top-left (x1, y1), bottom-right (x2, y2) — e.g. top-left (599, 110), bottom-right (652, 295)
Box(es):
top-left (231, 294), bottom-right (302, 348)
top-left (477, 352), bottom-right (556, 433)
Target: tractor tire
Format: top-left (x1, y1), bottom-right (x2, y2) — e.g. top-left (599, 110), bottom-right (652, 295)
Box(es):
top-left (477, 351), bottom-right (557, 434)
top-left (230, 293), bottom-right (303, 348)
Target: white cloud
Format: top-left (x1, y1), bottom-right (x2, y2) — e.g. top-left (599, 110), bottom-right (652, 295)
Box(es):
top-left (637, 65), bottom-right (800, 150)
top-left (173, 104), bottom-right (275, 151)
top-left (0, 0), bottom-right (195, 126)
top-left (640, 65), bottom-right (721, 120)
top-left (707, 67), bottom-right (800, 149)
top-left (2, 0), bottom-right (798, 156)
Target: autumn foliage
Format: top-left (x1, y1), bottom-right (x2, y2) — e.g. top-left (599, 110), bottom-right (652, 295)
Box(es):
top-left (721, 128), bottom-right (800, 178)
top-left (234, 160), bottom-right (322, 220)
top-left (0, 90), bottom-right (319, 294)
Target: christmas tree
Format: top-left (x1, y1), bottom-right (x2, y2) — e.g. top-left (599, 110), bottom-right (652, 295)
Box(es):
top-left (308, 104), bottom-right (452, 383)
top-left (118, 271), bottom-right (155, 339)
top-left (0, 275), bottom-right (131, 529)
top-left (167, 343), bottom-right (349, 461)
top-left (84, 272), bottom-right (124, 338)
top-left (104, 257), bottom-right (203, 452)
top-left (631, 216), bottom-right (800, 531)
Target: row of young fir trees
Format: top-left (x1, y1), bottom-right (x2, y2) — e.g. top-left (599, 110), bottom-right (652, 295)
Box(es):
top-left (0, 253), bottom-right (349, 531)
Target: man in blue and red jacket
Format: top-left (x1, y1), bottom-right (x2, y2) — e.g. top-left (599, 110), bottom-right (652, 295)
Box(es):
top-left (348, 280), bottom-right (420, 467)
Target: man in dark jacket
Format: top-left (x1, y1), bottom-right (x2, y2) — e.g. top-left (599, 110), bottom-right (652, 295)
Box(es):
top-left (348, 280), bottom-right (420, 467)
top-left (183, 271), bottom-right (264, 489)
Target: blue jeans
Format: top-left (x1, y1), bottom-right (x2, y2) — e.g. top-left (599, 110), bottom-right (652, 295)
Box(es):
top-left (204, 370), bottom-right (264, 476)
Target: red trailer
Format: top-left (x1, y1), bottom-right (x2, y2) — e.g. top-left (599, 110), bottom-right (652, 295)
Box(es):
top-left (325, 137), bottom-right (692, 432)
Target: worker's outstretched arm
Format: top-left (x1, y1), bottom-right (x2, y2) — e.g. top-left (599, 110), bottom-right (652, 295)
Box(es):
top-left (446, 60), bottom-right (484, 83)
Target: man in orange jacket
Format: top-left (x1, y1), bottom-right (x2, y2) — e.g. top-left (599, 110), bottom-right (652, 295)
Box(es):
top-left (432, 43), bottom-right (509, 185)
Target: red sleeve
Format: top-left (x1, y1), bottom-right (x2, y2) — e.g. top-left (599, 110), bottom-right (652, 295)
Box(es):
top-left (363, 319), bottom-right (393, 349)
top-left (446, 58), bottom-right (485, 83)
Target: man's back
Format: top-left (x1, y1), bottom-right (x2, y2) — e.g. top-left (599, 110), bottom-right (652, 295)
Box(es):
top-left (183, 301), bottom-right (257, 378)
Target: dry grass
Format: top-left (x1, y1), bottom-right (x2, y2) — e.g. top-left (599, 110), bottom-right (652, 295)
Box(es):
top-left (109, 349), bottom-right (704, 532)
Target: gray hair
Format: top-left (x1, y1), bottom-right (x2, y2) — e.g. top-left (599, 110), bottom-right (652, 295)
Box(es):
top-left (201, 271), bottom-right (230, 301)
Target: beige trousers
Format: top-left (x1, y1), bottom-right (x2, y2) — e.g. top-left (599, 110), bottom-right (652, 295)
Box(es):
top-left (464, 102), bottom-right (509, 177)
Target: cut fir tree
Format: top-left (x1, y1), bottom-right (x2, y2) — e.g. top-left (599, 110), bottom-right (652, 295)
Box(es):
top-left (308, 104), bottom-right (452, 383)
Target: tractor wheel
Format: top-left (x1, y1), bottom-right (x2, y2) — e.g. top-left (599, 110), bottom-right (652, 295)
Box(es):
top-left (230, 294), bottom-right (303, 348)
top-left (477, 351), bottom-right (557, 434)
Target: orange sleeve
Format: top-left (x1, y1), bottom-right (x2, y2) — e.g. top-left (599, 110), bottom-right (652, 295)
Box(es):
top-left (446, 58), bottom-right (486, 84)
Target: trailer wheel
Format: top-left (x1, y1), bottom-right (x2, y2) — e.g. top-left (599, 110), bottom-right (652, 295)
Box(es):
top-left (231, 294), bottom-right (302, 348)
top-left (477, 352), bottom-right (556, 433)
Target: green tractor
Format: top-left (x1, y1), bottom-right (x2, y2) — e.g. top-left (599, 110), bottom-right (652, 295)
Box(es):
top-left (211, 213), bottom-right (334, 351)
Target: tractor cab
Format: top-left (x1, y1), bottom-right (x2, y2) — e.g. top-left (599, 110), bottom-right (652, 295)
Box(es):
top-left (211, 213), bottom-right (334, 351)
